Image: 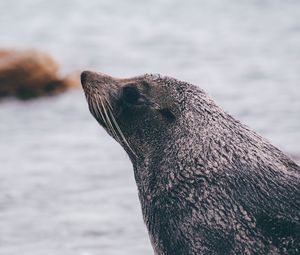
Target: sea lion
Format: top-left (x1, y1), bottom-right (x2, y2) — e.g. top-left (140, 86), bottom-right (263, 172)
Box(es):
top-left (80, 71), bottom-right (300, 255)
top-left (0, 49), bottom-right (79, 99)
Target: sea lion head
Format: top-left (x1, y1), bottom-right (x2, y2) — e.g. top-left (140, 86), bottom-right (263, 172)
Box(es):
top-left (80, 71), bottom-right (203, 161)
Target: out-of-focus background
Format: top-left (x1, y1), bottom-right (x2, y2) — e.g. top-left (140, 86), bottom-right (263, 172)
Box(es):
top-left (0, 0), bottom-right (299, 254)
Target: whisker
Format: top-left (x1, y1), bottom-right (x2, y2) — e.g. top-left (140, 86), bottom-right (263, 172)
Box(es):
top-left (87, 93), bottom-right (137, 158)
top-left (88, 95), bottom-right (110, 131)
top-left (95, 102), bottom-right (107, 126)
top-left (104, 97), bottom-right (137, 157)
top-left (100, 100), bottom-right (120, 142)
top-left (91, 99), bottom-right (106, 125)
top-left (93, 99), bottom-right (108, 126)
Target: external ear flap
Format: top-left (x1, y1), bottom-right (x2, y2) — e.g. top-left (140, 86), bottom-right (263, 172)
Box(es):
top-left (158, 108), bottom-right (176, 122)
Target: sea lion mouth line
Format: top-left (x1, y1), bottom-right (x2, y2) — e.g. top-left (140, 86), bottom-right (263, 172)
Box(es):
top-left (86, 93), bottom-right (137, 157)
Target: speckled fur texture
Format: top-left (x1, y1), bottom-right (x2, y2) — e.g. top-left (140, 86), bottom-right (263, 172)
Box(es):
top-left (81, 71), bottom-right (300, 255)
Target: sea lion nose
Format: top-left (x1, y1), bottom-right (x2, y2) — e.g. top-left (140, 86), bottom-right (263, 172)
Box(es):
top-left (81, 70), bottom-right (110, 86)
top-left (80, 70), bottom-right (92, 85)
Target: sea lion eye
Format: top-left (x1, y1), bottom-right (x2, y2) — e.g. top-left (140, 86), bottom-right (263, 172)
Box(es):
top-left (122, 86), bottom-right (140, 104)
top-left (121, 85), bottom-right (147, 105)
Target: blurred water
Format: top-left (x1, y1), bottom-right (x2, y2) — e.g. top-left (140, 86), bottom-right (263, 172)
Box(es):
top-left (0, 0), bottom-right (300, 254)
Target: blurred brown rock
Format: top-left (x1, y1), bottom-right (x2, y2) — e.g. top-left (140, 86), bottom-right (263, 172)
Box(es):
top-left (0, 49), bottom-right (80, 99)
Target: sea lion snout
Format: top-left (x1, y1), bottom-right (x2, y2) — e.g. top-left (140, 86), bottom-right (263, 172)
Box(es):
top-left (80, 70), bottom-right (92, 85)
top-left (80, 70), bottom-right (111, 87)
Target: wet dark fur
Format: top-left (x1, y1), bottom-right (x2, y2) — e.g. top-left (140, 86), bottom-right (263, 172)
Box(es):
top-left (81, 71), bottom-right (300, 255)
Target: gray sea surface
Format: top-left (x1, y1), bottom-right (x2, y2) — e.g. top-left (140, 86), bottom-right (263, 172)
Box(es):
top-left (0, 0), bottom-right (300, 254)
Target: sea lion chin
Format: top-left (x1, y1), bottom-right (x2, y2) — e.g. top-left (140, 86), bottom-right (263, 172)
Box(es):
top-left (81, 70), bottom-right (300, 255)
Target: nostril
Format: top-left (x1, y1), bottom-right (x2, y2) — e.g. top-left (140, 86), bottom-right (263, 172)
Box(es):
top-left (80, 71), bottom-right (88, 85)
